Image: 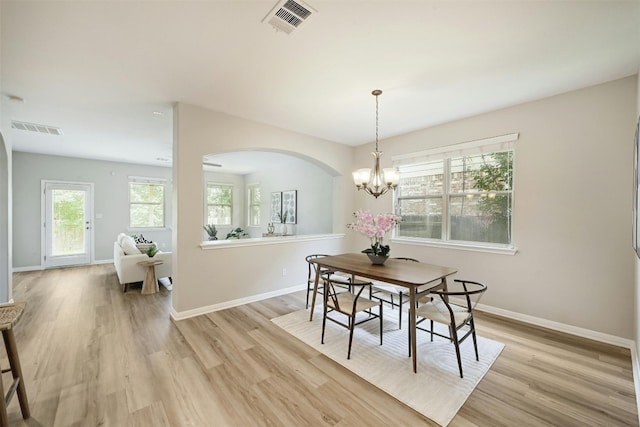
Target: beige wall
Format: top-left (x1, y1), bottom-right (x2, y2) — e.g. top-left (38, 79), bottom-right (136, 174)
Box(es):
top-left (355, 76), bottom-right (638, 339)
top-left (173, 77), bottom-right (637, 340)
top-left (172, 103), bottom-right (354, 314)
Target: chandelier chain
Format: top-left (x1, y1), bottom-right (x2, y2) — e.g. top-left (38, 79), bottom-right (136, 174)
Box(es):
top-left (375, 92), bottom-right (379, 151)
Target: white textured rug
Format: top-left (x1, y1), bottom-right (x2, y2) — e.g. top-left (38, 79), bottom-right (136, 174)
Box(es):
top-left (272, 306), bottom-right (504, 426)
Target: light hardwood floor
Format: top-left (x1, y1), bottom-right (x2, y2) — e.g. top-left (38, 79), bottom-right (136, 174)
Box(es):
top-left (3, 264), bottom-right (638, 426)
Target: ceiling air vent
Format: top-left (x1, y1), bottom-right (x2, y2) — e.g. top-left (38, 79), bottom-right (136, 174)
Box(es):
top-left (262, 0), bottom-right (316, 34)
top-left (11, 120), bottom-right (63, 136)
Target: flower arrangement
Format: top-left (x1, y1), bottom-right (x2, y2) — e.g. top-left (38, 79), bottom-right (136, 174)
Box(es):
top-left (277, 210), bottom-right (288, 224)
top-left (347, 210), bottom-right (401, 257)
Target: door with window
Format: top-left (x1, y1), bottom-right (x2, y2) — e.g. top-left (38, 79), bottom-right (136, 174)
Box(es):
top-left (43, 181), bottom-right (93, 268)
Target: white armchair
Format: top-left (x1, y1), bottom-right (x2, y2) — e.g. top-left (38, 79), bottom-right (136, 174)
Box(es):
top-left (113, 234), bottom-right (172, 292)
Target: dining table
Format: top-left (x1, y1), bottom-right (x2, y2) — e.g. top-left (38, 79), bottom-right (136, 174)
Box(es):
top-left (309, 253), bottom-right (457, 373)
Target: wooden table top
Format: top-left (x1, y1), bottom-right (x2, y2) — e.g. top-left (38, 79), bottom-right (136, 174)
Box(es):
top-left (137, 259), bottom-right (164, 267)
top-left (312, 253), bottom-right (457, 288)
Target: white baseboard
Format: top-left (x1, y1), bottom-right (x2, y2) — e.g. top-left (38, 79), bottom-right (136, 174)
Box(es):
top-left (12, 265), bottom-right (44, 272)
top-left (476, 302), bottom-right (634, 349)
top-left (170, 284), bottom-right (307, 321)
top-left (13, 259), bottom-right (114, 273)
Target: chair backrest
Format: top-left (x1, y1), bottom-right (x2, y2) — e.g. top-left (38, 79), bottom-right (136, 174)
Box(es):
top-left (305, 254), bottom-right (330, 283)
top-left (432, 279), bottom-right (487, 315)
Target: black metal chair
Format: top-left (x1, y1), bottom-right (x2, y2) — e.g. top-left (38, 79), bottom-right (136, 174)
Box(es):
top-left (322, 276), bottom-right (382, 360)
top-left (369, 257), bottom-right (419, 329)
top-left (409, 279), bottom-right (487, 378)
top-left (305, 254), bottom-right (354, 309)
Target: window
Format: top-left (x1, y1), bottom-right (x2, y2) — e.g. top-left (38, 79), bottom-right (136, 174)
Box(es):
top-left (393, 134), bottom-right (516, 248)
top-left (129, 177), bottom-right (165, 228)
top-left (206, 183), bottom-right (233, 226)
top-left (247, 184), bottom-right (261, 226)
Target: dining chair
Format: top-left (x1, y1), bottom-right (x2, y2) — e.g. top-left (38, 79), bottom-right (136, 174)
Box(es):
top-left (322, 276), bottom-right (383, 360)
top-left (305, 254), bottom-right (359, 316)
top-left (409, 279), bottom-right (487, 378)
top-left (369, 257), bottom-right (419, 329)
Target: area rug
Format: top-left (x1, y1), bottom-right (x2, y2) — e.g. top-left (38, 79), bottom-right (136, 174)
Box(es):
top-left (272, 306), bottom-right (504, 426)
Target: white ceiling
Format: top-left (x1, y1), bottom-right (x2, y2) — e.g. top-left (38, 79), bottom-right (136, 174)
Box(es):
top-left (1, 1), bottom-right (639, 173)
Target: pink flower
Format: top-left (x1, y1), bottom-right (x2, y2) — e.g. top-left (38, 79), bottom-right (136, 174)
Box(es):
top-left (347, 210), bottom-right (401, 249)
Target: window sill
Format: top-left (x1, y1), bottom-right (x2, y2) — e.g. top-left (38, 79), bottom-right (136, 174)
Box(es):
top-left (200, 233), bottom-right (345, 250)
top-left (127, 227), bottom-right (170, 232)
top-left (391, 237), bottom-right (518, 255)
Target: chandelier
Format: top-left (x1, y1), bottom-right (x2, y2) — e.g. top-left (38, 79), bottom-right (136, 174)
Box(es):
top-left (352, 89), bottom-right (399, 198)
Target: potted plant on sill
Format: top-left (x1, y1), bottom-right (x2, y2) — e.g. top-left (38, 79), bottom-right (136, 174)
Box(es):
top-left (204, 224), bottom-right (218, 240)
top-left (277, 211), bottom-right (288, 235)
top-left (226, 227), bottom-right (249, 239)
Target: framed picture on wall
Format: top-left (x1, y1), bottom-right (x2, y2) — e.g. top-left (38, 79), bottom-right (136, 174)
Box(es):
top-left (634, 116), bottom-right (640, 258)
top-left (282, 190), bottom-right (297, 224)
top-left (271, 192), bottom-right (282, 223)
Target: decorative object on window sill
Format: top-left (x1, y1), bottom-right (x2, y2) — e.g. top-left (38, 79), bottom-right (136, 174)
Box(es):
top-left (352, 90), bottom-right (399, 199)
top-left (267, 222), bottom-right (275, 234)
top-left (203, 224), bottom-right (218, 240)
top-left (277, 210), bottom-right (288, 235)
top-left (347, 210), bottom-right (401, 264)
top-left (226, 227), bottom-right (249, 239)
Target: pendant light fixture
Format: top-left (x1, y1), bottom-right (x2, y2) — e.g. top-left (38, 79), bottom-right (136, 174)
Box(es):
top-left (352, 89), bottom-right (399, 198)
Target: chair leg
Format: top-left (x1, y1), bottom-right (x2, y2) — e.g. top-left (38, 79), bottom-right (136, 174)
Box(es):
top-left (305, 281), bottom-right (311, 309)
top-left (379, 304), bottom-right (383, 346)
top-left (321, 297), bottom-right (328, 345)
top-left (347, 316), bottom-right (356, 360)
top-left (0, 364), bottom-right (7, 427)
top-left (3, 329), bottom-right (30, 419)
top-left (398, 293), bottom-right (403, 330)
top-left (470, 318), bottom-right (479, 361)
top-left (430, 320), bottom-right (434, 342)
top-left (450, 326), bottom-right (463, 378)
top-left (407, 320), bottom-right (412, 357)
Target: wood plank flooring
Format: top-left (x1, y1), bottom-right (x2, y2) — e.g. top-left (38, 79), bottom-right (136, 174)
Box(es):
top-left (4, 264), bottom-right (638, 426)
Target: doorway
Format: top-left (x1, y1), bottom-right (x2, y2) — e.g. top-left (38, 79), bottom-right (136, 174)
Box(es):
top-left (42, 181), bottom-right (93, 268)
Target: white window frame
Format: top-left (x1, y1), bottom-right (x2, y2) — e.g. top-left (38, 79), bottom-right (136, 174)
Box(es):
top-left (391, 133), bottom-right (518, 254)
top-left (247, 183), bottom-right (261, 227)
top-left (205, 182), bottom-right (233, 226)
top-left (128, 176), bottom-right (166, 230)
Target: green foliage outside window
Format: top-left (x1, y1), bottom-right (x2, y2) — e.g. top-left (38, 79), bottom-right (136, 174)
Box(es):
top-left (396, 149), bottom-right (513, 246)
top-left (206, 184), bottom-right (233, 225)
top-left (129, 182), bottom-right (165, 228)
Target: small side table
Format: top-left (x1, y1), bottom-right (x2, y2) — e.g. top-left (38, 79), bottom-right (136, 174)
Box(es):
top-left (138, 260), bottom-right (163, 295)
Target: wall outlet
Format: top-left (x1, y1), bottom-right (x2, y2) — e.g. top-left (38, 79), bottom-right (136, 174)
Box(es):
top-left (282, 268), bottom-right (287, 276)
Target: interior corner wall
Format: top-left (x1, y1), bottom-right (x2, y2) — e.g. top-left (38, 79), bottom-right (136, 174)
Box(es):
top-left (354, 76), bottom-right (637, 339)
top-left (635, 72), bottom-right (640, 357)
top-left (172, 103), bottom-right (354, 314)
top-left (0, 129), bottom-right (10, 303)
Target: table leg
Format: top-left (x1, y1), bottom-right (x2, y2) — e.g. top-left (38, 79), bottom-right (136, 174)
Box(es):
top-left (141, 265), bottom-right (158, 295)
top-left (309, 267), bottom-right (321, 321)
top-left (410, 287), bottom-right (417, 373)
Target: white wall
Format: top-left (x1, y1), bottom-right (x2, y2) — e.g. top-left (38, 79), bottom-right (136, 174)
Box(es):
top-left (12, 152), bottom-right (173, 268)
top-left (172, 103), bottom-right (354, 314)
top-left (354, 76), bottom-right (638, 339)
top-left (203, 155), bottom-right (334, 239)
top-left (245, 160), bottom-right (334, 236)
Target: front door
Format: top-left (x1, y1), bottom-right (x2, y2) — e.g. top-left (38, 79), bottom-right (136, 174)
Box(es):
top-left (43, 181), bottom-right (93, 268)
